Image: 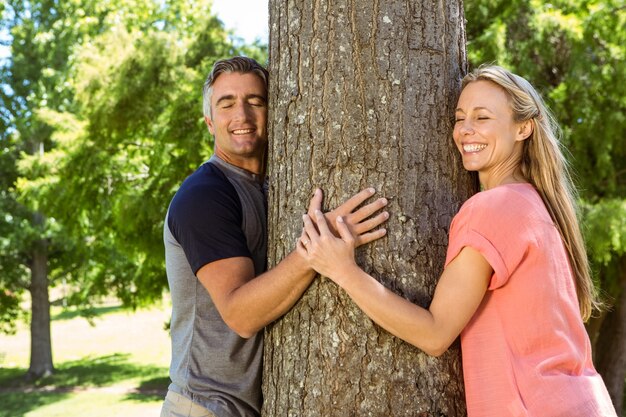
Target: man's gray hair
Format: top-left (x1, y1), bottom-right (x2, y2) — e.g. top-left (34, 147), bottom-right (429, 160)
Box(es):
top-left (203, 56), bottom-right (269, 118)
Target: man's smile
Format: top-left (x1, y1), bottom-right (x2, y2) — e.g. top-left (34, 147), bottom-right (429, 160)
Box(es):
top-left (232, 128), bottom-right (256, 135)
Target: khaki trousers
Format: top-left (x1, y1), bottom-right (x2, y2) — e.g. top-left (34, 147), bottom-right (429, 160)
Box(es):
top-left (160, 390), bottom-right (218, 417)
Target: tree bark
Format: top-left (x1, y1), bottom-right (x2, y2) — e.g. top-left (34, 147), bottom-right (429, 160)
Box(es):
top-left (27, 213), bottom-right (54, 380)
top-left (595, 260), bottom-right (626, 416)
top-left (263, 1), bottom-right (474, 415)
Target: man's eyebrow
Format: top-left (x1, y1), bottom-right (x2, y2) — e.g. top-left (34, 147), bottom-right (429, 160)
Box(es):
top-left (215, 94), bottom-right (267, 105)
top-left (246, 94), bottom-right (267, 103)
top-left (215, 94), bottom-right (236, 106)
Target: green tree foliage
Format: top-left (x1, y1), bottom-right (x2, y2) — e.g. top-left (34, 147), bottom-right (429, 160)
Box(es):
top-left (0, 0), bottom-right (266, 336)
top-left (40, 8), bottom-right (265, 307)
top-left (0, 134), bottom-right (28, 334)
top-left (0, 0), bottom-right (95, 336)
top-left (465, 0), bottom-right (626, 295)
top-left (583, 199), bottom-right (626, 292)
top-left (465, 0), bottom-right (626, 411)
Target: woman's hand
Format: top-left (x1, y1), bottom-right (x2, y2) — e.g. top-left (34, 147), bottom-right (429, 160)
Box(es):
top-left (297, 210), bottom-right (364, 284)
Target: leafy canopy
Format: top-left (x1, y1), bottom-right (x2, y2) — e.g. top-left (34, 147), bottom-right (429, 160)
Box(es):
top-left (0, 0), bottom-right (267, 332)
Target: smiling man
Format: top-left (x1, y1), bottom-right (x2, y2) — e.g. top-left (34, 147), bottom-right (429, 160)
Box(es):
top-left (160, 57), bottom-right (388, 417)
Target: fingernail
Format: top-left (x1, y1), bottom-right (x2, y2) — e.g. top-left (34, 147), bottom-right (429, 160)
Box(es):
top-left (369, 187), bottom-right (376, 194)
top-left (383, 211), bottom-right (390, 218)
top-left (381, 198), bottom-right (388, 205)
top-left (381, 228), bottom-right (387, 234)
top-left (302, 214), bottom-right (307, 220)
top-left (315, 209), bottom-right (322, 215)
top-left (337, 216), bottom-right (344, 223)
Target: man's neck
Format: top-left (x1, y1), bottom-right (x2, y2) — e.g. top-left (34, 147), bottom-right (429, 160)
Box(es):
top-left (214, 151), bottom-right (265, 177)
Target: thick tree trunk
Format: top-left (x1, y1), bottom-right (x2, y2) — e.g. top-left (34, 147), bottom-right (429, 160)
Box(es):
top-left (596, 262), bottom-right (626, 416)
top-left (263, 1), bottom-right (474, 415)
top-left (27, 213), bottom-right (54, 380)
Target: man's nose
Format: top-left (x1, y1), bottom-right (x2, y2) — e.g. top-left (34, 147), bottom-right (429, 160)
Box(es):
top-left (232, 102), bottom-right (251, 121)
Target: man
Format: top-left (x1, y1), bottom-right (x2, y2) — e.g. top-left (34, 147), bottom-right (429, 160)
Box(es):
top-left (161, 56), bottom-right (388, 417)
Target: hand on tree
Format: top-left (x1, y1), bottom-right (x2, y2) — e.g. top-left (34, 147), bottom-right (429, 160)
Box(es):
top-left (297, 210), bottom-right (361, 284)
top-left (306, 187), bottom-right (388, 247)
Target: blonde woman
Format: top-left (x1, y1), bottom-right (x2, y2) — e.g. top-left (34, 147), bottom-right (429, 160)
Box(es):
top-left (298, 66), bottom-right (617, 417)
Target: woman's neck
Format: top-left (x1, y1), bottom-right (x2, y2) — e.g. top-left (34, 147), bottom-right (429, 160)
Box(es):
top-left (479, 169), bottom-right (528, 190)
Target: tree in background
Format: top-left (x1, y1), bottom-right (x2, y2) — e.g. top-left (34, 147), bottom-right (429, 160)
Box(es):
top-left (0, 0), bottom-right (266, 379)
top-left (0, 0), bottom-right (107, 378)
top-left (262, 0), bottom-right (474, 415)
top-left (2, 0), bottom-right (622, 411)
top-left (465, 0), bottom-right (626, 413)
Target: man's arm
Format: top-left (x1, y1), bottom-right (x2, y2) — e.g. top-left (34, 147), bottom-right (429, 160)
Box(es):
top-left (197, 188), bottom-right (388, 338)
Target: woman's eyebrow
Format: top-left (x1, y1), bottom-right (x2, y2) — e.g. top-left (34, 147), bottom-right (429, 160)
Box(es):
top-left (455, 106), bottom-right (493, 113)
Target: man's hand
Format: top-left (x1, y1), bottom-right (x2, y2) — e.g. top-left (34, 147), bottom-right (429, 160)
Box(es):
top-left (306, 188), bottom-right (388, 247)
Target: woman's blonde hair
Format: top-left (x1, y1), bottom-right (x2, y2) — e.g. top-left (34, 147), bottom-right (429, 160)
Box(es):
top-left (461, 65), bottom-right (600, 321)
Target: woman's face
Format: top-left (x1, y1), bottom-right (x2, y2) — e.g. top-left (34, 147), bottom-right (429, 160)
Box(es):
top-left (453, 80), bottom-right (529, 188)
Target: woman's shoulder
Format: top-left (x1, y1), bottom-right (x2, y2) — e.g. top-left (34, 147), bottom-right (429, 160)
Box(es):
top-left (457, 183), bottom-right (543, 226)
top-left (464, 183), bottom-right (538, 209)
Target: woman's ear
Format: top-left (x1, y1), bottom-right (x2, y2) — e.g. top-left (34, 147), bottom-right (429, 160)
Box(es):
top-left (516, 119), bottom-right (534, 141)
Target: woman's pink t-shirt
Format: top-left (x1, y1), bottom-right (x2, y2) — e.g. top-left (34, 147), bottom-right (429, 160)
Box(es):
top-left (445, 183), bottom-right (616, 417)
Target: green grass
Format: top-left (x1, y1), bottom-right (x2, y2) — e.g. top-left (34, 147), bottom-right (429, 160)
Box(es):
top-left (2, 391), bottom-right (163, 417)
top-left (0, 301), bottom-right (171, 416)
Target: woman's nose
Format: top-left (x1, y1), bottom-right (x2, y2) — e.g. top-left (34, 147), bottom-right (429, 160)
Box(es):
top-left (458, 119), bottom-right (474, 135)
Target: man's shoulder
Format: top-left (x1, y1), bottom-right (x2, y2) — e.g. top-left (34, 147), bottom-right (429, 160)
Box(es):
top-left (176, 162), bottom-right (238, 201)
top-left (169, 162), bottom-right (241, 223)
top-left (179, 161), bottom-right (233, 191)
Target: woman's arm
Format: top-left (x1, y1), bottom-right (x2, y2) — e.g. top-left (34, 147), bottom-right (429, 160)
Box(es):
top-left (298, 211), bottom-right (492, 356)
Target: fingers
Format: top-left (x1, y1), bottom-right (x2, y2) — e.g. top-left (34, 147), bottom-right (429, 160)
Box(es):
top-left (307, 188), bottom-right (323, 216)
top-left (337, 187), bottom-right (376, 215)
top-left (296, 235), bottom-right (308, 258)
top-left (347, 197), bottom-right (388, 224)
top-left (335, 216), bottom-right (354, 243)
top-left (313, 210), bottom-right (332, 236)
top-left (352, 211), bottom-right (389, 235)
top-left (302, 214), bottom-right (320, 244)
top-left (298, 228), bottom-right (311, 250)
top-left (301, 210), bottom-right (346, 250)
top-left (355, 228), bottom-right (387, 247)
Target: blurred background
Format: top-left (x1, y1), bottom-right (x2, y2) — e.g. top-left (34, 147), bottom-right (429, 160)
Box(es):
top-left (0, 0), bottom-right (624, 415)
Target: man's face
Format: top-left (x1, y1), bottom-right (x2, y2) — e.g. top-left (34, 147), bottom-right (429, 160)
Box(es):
top-left (205, 72), bottom-right (268, 172)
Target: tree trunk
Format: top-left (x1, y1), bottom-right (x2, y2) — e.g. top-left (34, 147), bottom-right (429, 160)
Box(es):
top-left (595, 260), bottom-right (626, 416)
top-left (263, 1), bottom-right (474, 415)
top-left (27, 213), bottom-right (54, 380)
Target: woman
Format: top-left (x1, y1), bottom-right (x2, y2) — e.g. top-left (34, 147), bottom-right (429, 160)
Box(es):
top-left (297, 66), bottom-right (617, 417)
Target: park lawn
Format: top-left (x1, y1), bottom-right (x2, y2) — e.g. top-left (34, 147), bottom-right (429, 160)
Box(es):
top-left (1, 391), bottom-right (163, 417)
top-left (0, 300), bottom-right (172, 417)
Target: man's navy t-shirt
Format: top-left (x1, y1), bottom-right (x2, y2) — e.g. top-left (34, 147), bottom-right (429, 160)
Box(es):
top-left (164, 155), bottom-right (267, 417)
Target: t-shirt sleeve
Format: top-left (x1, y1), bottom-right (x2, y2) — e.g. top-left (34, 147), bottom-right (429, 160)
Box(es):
top-left (167, 179), bottom-right (251, 275)
top-left (444, 193), bottom-right (530, 290)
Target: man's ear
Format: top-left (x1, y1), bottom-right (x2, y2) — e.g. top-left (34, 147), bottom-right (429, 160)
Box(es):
top-left (517, 119), bottom-right (534, 141)
top-left (205, 115), bottom-right (215, 135)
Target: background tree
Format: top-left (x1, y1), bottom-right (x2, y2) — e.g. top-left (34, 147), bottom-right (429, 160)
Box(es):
top-left (262, 0), bottom-right (474, 415)
top-left (465, 0), bottom-right (626, 413)
top-left (0, 0), bottom-right (106, 378)
top-left (0, 0), bottom-right (266, 380)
